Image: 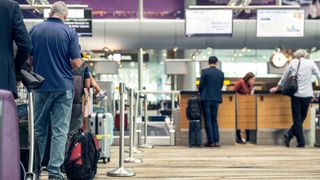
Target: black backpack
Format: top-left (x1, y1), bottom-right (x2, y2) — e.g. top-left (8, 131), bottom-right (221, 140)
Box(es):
top-left (186, 97), bottom-right (201, 120)
top-left (65, 129), bottom-right (100, 180)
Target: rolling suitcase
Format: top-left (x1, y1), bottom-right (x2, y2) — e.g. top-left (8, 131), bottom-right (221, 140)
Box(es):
top-left (0, 90), bottom-right (21, 180)
top-left (114, 112), bottom-right (128, 130)
top-left (189, 120), bottom-right (202, 147)
top-left (88, 112), bottom-right (114, 164)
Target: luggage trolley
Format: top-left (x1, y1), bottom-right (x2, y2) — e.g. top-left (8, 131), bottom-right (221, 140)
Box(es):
top-left (17, 86), bottom-right (41, 180)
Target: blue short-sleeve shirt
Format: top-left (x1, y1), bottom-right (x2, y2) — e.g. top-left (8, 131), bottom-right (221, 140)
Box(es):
top-left (30, 17), bottom-right (81, 92)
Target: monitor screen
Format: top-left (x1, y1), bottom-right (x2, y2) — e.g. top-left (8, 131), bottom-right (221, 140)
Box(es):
top-left (185, 9), bottom-right (233, 37)
top-left (44, 8), bottom-right (92, 37)
top-left (257, 9), bottom-right (304, 37)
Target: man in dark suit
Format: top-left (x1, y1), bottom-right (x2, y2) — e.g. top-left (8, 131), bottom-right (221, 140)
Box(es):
top-left (199, 56), bottom-right (224, 147)
top-left (0, 0), bottom-right (32, 98)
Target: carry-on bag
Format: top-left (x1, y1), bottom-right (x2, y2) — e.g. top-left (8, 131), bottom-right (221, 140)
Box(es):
top-left (186, 96), bottom-right (201, 120)
top-left (189, 120), bottom-right (202, 147)
top-left (88, 112), bottom-right (114, 164)
top-left (0, 90), bottom-right (21, 180)
top-left (64, 129), bottom-right (100, 180)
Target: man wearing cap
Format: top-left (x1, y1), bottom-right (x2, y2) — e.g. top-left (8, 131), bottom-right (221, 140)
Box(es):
top-left (199, 56), bottom-right (224, 148)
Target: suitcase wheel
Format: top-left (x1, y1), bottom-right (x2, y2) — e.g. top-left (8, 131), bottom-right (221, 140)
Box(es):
top-left (107, 157), bottom-right (110, 163)
top-left (101, 157), bottom-right (107, 164)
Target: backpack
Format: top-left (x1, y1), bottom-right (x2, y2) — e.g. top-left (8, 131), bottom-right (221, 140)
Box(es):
top-left (186, 97), bottom-right (201, 120)
top-left (64, 129), bottom-right (100, 180)
top-left (73, 61), bottom-right (89, 104)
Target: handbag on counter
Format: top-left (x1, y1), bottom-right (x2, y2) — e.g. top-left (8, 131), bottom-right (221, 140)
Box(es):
top-left (20, 63), bottom-right (45, 89)
top-left (282, 59), bottom-right (301, 96)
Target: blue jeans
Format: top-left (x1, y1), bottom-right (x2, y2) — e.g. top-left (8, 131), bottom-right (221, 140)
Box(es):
top-left (34, 90), bottom-right (74, 175)
top-left (201, 100), bottom-right (220, 144)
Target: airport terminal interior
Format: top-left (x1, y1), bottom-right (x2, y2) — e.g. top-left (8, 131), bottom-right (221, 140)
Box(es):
top-left (4, 0), bottom-right (320, 179)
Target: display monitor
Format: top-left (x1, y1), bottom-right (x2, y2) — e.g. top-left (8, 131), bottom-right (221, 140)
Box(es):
top-left (185, 9), bottom-right (233, 37)
top-left (257, 9), bottom-right (304, 37)
top-left (44, 8), bottom-right (92, 37)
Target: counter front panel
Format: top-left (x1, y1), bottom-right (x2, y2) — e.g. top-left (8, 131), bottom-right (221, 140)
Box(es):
top-left (236, 95), bottom-right (257, 130)
top-left (257, 94), bottom-right (311, 129)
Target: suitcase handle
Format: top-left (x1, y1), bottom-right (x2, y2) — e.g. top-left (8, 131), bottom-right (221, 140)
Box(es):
top-left (88, 113), bottom-right (106, 119)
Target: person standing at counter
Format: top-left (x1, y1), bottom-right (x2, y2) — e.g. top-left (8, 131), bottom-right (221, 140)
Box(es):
top-left (233, 72), bottom-right (255, 144)
top-left (199, 56), bottom-right (224, 147)
top-left (270, 49), bottom-right (320, 148)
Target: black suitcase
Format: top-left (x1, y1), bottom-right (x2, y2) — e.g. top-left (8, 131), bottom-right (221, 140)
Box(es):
top-left (189, 120), bottom-right (202, 147)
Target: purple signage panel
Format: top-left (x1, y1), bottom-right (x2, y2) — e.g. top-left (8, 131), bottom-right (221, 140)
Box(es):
top-left (197, 0), bottom-right (229, 5)
top-left (83, 0), bottom-right (138, 19)
top-left (197, 0), bottom-right (276, 5)
top-left (16, 0), bottom-right (183, 19)
top-left (143, 0), bottom-right (184, 19)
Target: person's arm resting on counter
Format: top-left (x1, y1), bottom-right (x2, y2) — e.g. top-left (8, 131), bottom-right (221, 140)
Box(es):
top-left (270, 62), bottom-right (292, 93)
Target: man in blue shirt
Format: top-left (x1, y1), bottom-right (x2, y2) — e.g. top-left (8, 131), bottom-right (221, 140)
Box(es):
top-left (199, 56), bottom-right (224, 148)
top-left (29, 1), bottom-right (81, 179)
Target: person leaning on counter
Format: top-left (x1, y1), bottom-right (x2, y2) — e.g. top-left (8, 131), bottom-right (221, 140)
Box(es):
top-left (270, 49), bottom-right (320, 148)
top-left (233, 72), bottom-right (256, 144)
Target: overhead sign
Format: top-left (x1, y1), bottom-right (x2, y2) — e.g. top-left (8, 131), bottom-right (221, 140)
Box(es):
top-left (44, 8), bottom-right (92, 37)
top-left (257, 9), bottom-right (304, 37)
top-left (185, 9), bottom-right (233, 37)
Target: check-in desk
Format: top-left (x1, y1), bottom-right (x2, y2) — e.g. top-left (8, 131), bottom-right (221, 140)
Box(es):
top-left (176, 91), bottom-right (312, 146)
top-left (176, 91), bottom-right (236, 146)
top-left (256, 93), bottom-right (311, 145)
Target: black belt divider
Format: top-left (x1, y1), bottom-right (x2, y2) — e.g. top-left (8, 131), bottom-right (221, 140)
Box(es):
top-left (95, 112), bottom-right (99, 134)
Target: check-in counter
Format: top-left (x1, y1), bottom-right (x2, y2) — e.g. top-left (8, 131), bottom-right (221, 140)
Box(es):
top-left (176, 91), bottom-right (312, 146)
top-left (176, 91), bottom-right (236, 146)
top-left (256, 93), bottom-right (311, 145)
top-left (236, 95), bottom-right (257, 143)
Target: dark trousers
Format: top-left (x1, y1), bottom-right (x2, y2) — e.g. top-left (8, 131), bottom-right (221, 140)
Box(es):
top-left (287, 96), bottom-right (312, 146)
top-left (201, 100), bottom-right (220, 144)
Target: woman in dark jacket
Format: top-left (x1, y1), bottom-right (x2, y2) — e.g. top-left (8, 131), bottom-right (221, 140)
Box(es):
top-left (233, 72), bottom-right (255, 144)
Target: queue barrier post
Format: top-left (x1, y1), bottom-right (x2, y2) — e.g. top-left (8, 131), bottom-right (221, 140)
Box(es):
top-left (107, 83), bottom-right (135, 177)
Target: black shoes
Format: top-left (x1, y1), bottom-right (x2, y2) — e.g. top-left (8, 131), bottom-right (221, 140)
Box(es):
top-left (214, 143), bottom-right (221, 148)
top-left (204, 143), bottom-right (220, 148)
top-left (296, 144), bottom-right (305, 148)
top-left (203, 143), bottom-right (214, 148)
top-left (236, 139), bottom-right (245, 144)
top-left (284, 134), bottom-right (292, 147)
